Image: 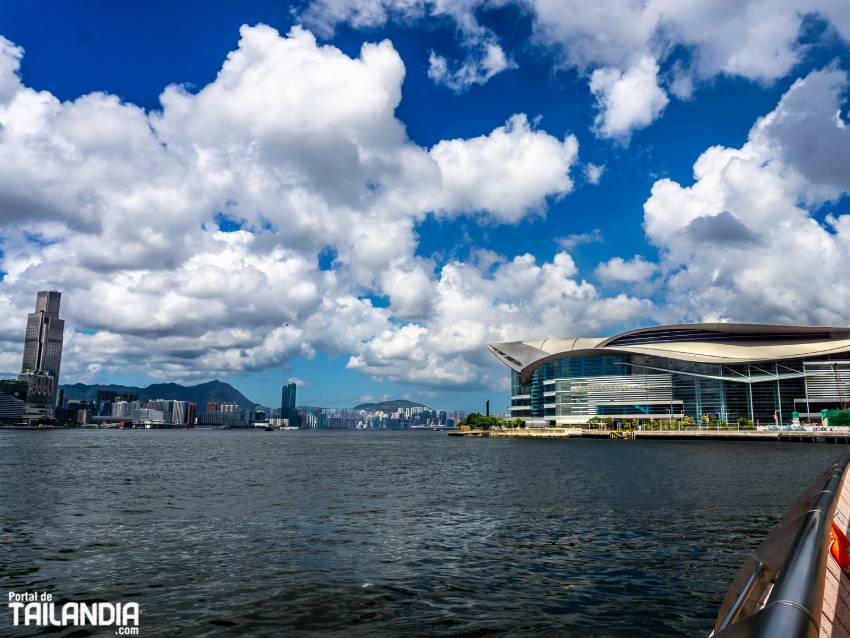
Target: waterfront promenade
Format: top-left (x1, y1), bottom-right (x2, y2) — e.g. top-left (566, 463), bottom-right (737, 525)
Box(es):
top-left (450, 428), bottom-right (850, 444)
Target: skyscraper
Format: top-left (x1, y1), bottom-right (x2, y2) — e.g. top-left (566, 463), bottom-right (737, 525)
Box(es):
top-left (281, 382), bottom-right (298, 427)
top-left (20, 290), bottom-right (64, 407)
top-left (171, 400), bottom-right (188, 425)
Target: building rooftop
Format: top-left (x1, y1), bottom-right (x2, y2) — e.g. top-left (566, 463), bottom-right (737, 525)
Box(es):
top-left (489, 323), bottom-right (850, 384)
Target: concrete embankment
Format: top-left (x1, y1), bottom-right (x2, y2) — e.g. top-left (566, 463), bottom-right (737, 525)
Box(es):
top-left (451, 428), bottom-right (850, 444)
top-left (490, 428), bottom-right (583, 438)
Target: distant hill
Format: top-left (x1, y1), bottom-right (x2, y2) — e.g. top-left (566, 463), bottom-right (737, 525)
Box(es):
top-left (60, 380), bottom-right (257, 411)
top-left (353, 399), bottom-right (428, 412)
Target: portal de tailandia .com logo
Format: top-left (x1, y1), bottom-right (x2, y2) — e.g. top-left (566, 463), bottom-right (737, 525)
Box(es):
top-left (8, 592), bottom-right (140, 635)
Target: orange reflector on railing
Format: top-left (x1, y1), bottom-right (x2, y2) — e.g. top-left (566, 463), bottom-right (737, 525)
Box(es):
top-left (829, 522), bottom-right (850, 571)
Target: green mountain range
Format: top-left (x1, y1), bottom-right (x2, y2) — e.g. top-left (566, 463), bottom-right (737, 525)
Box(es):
top-left (59, 380), bottom-right (257, 410)
top-left (58, 384), bottom-right (428, 414)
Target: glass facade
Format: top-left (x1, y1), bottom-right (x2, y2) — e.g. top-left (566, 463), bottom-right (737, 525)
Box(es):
top-left (508, 353), bottom-right (850, 425)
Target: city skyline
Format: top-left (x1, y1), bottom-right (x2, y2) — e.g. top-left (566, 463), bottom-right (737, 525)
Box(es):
top-left (0, 291), bottom-right (471, 425)
top-left (0, 290), bottom-right (491, 412)
top-left (1, 2), bottom-right (849, 412)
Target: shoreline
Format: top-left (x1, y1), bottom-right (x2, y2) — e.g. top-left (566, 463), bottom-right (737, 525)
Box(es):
top-left (449, 428), bottom-right (850, 444)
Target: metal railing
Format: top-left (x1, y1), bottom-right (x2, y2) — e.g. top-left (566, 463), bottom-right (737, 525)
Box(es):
top-left (752, 450), bottom-right (850, 637)
top-left (713, 449), bottom-right (850, 637)
top-left (715, 561), bottom-right (764, 633)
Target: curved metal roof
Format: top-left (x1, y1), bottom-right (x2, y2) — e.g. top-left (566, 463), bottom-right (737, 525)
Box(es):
top-left (488, 323), bottom-right (850, 384)
top-left (598, 322), bottom-right (850, 347)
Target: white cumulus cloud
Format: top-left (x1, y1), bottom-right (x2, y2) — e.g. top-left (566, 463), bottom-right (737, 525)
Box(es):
top-left (596, 255), bottom-right (657, 284)
top-left (643, 65), bottom-right (850, 325)
top-left (302, 0), bottom-right (517, 91)
top-left (589, 55), bottom-right (669, 141)
top-left (0, 24), bottom-right (597, 391)
top-left (301, 0), bottom-right (850, 137)
top-left (349, 252), bottom-right (653, 388)
top-left (584, 163), bottom-right (605, 185)
top-left (429, 113), bottom-right (579, 223)
top-left (428, 42), bottom-right (516, 91)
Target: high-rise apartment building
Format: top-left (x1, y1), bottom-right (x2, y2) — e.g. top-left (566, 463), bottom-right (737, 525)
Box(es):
top-left (281, 382), bottom-right (298, 426)
top-left (20, 290), bottom-right (64, 408)
top-left (171, 400), bottom-right (189, 425)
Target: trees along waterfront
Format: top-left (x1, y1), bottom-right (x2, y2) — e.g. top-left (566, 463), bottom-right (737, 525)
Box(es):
top-left (460, 412), bottom-right (759, 431)
top-left (460, 412), bottom-right (525, 430)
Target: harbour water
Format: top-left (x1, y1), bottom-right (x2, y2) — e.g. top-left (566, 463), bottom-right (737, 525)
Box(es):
top-left (0, 430), bottom-right (842, 636)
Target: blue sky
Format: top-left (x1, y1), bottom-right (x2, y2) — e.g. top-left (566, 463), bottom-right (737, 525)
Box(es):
top-left (1, 1), bottom-right (849, 411)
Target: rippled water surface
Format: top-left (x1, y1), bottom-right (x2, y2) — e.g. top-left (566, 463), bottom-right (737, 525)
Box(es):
top-left (0, 430), bottom-right (844, 636)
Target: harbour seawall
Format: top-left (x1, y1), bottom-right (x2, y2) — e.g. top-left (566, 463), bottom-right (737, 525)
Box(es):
top-left (450, 428), bottom-right (850, 444)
